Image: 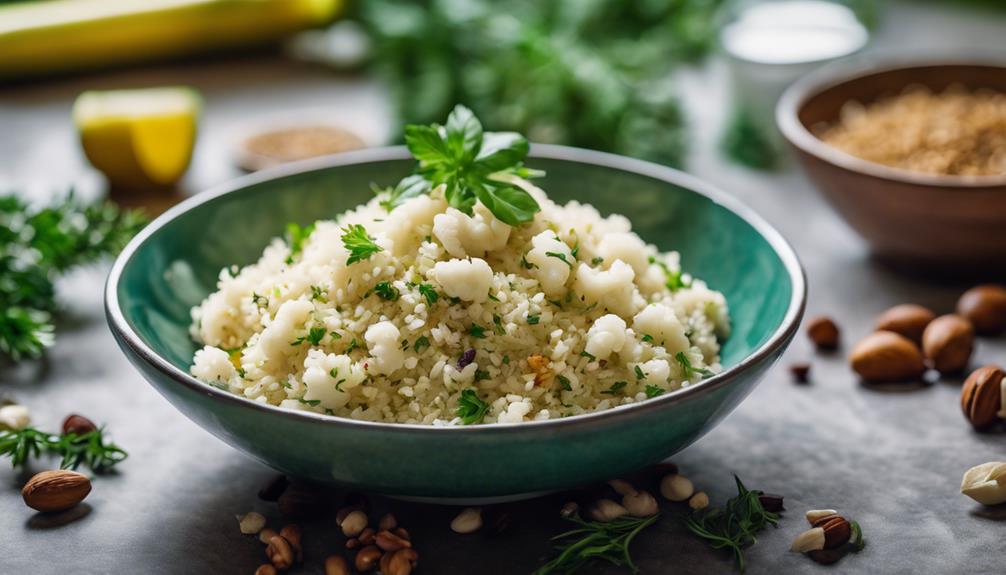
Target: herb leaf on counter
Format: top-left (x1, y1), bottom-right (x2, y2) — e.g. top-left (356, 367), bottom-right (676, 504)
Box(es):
top-left (684, 476), bottom-right (780, 572)
top-left (534, 512), bottom-right (659, 575)
top-left (0, 427), bottom-right (127, 473)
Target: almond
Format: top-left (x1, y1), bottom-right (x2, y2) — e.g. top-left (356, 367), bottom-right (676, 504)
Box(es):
top-left (811, 514), bottom-right (851, 549)
top-left (21, 470), bottom-right (91, 512)
top-left (961, 365), bottom-right (1004, 430)
top-left (849, 331), bottom-right (925, 383)
top-left (957, 285), bottom-right (1006, 335)
top-left (875, 304), bottom-right (935, 345)
top-left (922, 314), bottom-right (974, 374)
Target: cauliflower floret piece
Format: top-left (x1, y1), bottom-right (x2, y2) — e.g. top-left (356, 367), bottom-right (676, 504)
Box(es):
top-left (302, 350), bottom-right (368, 409)
top-left (365, 321), bottom-right (404, 375)
top-left (430, 258), bottom-right (493, 302)
top-left (596, 232), bottom-right (649, 276)
top-left (432, 203), bottom-right (511, 258)
top-left (632, 304), bottom-right (689, 354)
top-left (497, 399), bottom-right (532, 423)
top-left (259, 300), bottom-right (314, 362)
top-left (191, 345), bottom-right (238, 384)
top-left (636, 359), bottom-right (671, 386)
top-left (525, 231), bottom-right (573, 297)
top-left (387, 194), bottom-right (448, 256)
top-left (585, 314), bottom-right (627, 360)
top-left (573, 260), bottom-right (636, 317)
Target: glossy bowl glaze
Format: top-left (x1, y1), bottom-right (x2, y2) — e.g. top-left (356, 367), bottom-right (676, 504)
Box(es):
top-left (106, 145), bottom-right (805, 499)
top-left (777, 57), bottom-right (1006, 275)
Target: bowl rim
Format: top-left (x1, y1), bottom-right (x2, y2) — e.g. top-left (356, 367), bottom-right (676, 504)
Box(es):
top-left (105, 144), bottom-right (806, 435)
top-left (776, 55), bottom-right (1006, 188)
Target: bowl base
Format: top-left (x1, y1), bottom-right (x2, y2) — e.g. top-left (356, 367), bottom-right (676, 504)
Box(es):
top-left (387, 490), bottom-right (555, 505)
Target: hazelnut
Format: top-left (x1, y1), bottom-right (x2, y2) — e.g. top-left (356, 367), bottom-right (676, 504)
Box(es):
top-left (849, 331), bottom-right (925, 382)
top-left (354, 545), bottom-right (382, 572)
top-left (961, 462), bottom-right (1006, 506)
top-left (279, 524), bottom-right (303, 561)
top-left (688, 491), bottom-right (709, 510)
top-left (340, 510), bottom-right (368, 537)
top-left (806, 316), bottom-right (840, 350)
top-left (375, 529), bottom-right (412, 552)
top-left (61, 413), bottom-right (97, 436)
top-left (386, 548), bottom-right (419, 575)
top-left (789, 362), bottom-right (811, 384)
top-left (922, 314), bottom-right (974, 374)
top-left (265, 535), bottom-right (294, 570)
top-left (961, 365), bottom-right (1004, 430)
top-left (811, 514), bottom-right (851, 549)
top-left (660, 473), bottom-right (695, 502)
top-left (622, 490), bottom-right (659, 517)
top-left (875, 304), bottom-right (935, 344)
top-left (358, 527), bottom-right (376, 545)
top-left (957, 285), bottom-right (1006, 335)
top-left (324, 555), bottom-right (351, 575)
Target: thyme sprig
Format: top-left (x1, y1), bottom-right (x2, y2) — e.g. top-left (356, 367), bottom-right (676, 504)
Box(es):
top-left (0, 426), bottom-right (128, 473)
top-left (534, 512), bottom-right (659, 575)
top-left (684, 476), bottom-right (780, 572)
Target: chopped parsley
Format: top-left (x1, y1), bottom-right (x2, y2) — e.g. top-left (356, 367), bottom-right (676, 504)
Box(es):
top-left (469, 324), bottom-right (487, 339)
top-left (330, 331), bottom-right (342, 340)
top-left (557, 374), bottom-right (572, 391)
top-left (474, 369), bottom-right (491, 382)
top-left (374, 281), bottom-right (400, 301)
top-left (527, 315), bottom-right (540, 325)
top-left (487, 292), bottom-right (500, 302)
top-left (650, 256), bottom-right (691, 292)
top-left (457, 388), bottom-right (489, 424)
top-left (310, 285), bottom-right (327, 302)
top-left (641, 334), bottom-right (654, 343)
top-left (448, 296), bottom-right (462, 305)
top-left (329, 368), bottom-right (339, 379)
top-left (341, 224), bottom-right (383, 265)
top-left (346, 338), bottom-right (360, 354)
top-left (580, 350), bottom-right (596, 361)
top-left (418, 283), bottom-right (439, 305)
top-left (492, 314), bottom-right (506, 335)
top-left (601, 381), bottom-right (627, 395)
top-left (285, 222), bottom-right (315, 263)
top-left (676, 351), bottom-right (714, 378)
top-left (413, 336), bottom-right (430, 353)
top-left (521, 253), bottom-right (538, 269)
top-left (590, 256), bottom-right (604, 266)
top-left (546, 251), bottom-right (574, 269)
top-left (634, 365), bottom-right (646, 380)
top-left (251, 292), bottom-right (268, 307)
top-left (291, 326), bottom-right (327, 347)
top-left (297, 398), bottom-right (321, 407)
top-left (645, 385), bottom-right (664, 398)
top-left (502, 355), bottom-right (510, 365)
top-left (570, 243), bottom-right (580, 259)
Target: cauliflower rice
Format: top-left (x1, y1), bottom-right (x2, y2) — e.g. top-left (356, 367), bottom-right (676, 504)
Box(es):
top-left (189, 181), bottom-right (730, 425)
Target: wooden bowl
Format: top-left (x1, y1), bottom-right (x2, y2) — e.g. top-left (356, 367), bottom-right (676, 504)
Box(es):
top-left (777, 58), bottom-right (1006, 275)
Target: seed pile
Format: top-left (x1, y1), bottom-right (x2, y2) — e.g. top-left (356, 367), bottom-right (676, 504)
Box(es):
top-left (818, 86), bottom-right (1006, 176)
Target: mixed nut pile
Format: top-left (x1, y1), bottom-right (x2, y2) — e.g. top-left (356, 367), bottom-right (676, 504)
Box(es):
top-left (790, 509), bottom-right (865, 565)
top-left (805, 283), bottom-right (1006, 509)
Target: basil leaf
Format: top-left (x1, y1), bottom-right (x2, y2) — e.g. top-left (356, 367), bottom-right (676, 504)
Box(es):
top-left (474, 132), bottom-right (529, 173)
top-left (404, 124), bottom-right (451, 165)
top-left (445, 104), bottom-right (483, 161)
top-left (475, 183), bottom-right (539, 225)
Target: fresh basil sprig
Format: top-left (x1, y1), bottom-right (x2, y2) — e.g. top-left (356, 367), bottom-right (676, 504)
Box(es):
top-left (382, 105), bottom-right (542, 226)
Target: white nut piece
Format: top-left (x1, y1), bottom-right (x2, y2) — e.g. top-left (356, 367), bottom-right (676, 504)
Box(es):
top-left (804, 509), bottom-right (838, 524)
top-left (791, 527), bottom-right (826, 553)
top-left (340, 509), bottom-right (368, 537)
top-left (608, 479), bottom-right (637, 497)
top-left (622, 490), bottom-right (658, 517)
top-left (688, 491), bottom-right (709, 510)
top-left (0, 404), bottom-right (31, 431)
top-left (236, 511), bottom-right (266, 535)
top-left (451, 507), bottom-right (483, 533)
top-left (961, 461), bottom-right (1006, 506)
top-left (588, 499), bottom-right (629, 522)
top-left (660, 474), bottom-right (694, 502)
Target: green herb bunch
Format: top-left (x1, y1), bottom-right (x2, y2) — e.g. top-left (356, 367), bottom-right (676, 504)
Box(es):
top-left (358, 0), bottom-right (725, 167)
top-left (0, 192), bottom-right (145, 361)
top-left (684, 476), bottom-right (780, 572)
top-left (380, 104), bottom-right (542, 226)
top-left (0, 426), bottom-right (128, 473)
top-left (534, 512), bottom-right (659, 575)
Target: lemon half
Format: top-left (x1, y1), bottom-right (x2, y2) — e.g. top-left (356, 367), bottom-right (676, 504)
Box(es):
top-left (73, 86), bottom-right (200, 190)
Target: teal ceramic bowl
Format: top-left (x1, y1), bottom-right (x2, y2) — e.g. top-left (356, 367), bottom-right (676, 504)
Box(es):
top-left (106, 145), bottom-right (805, 500)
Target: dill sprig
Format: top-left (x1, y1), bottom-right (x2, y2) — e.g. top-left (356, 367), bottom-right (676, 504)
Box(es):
top-left (684, 476), bottom-right (780, 572)
top-left (0, 426), bottom-right (128, 473)
top-left (534, 512), bottom-right (659, 575)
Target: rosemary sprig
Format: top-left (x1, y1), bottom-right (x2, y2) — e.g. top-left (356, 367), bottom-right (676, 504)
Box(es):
top-left (684, 476), bottom-right (780, 572)
top-left (534, 513), bottom-right (659, 575)
top-left (0, 427), bottom-right (128, 473)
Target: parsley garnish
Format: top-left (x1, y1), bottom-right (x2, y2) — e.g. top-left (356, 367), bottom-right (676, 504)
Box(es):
top-left (285, 222), bottom-right (315, 263)
top-left (676, 351), bottom-right (714, 378)
top-left (684, 476), bottom-right (780, 572)
top-left (297, 398), bottom-right (321, 407)
top-left (492, 314), bottom-right (506, 335)
top-left (341, 224), bottom-right (383, 265)
top-left (546, 251), bottom-right (574, 269)
top-left (601, 381), bottom-right (627, 395)
top-left (418, 283), bottom-right (439, 305)
top-left (634, 365), bottom-right (646, 380)
top-left (650, 256), bottom-right (691, 292)
top-left (641, 334), bottom-right (653, 343)
top-left (310, 285), bottom-right (327, 302)
top-left (527, 315), bottom-right (540, 325)
top-left (644, 384), bottom-right (664, 398)
top-left (590, 256), bottom-right (604, 266)
top-left (521, 253), bottom-right (538, 269)
top-left (487, 292), bottom-right (500, 302)
top-left (580, 350), bottom-right (596, 361)
top-left (346, 338), bottom-right (360, 354)
top-left (389, 105), bottom-right (541, 225)
top-left (251, 292), bottom-right (268, 307)
top-left (457, 388), bottom-right (489, 424)
top-left (329, 368), bottom-right (339, 379)
top-left (374, 281), bottom-right (400, 301)
top-left (502, 355), bottom-right (510, 365)
top-left (557, 375), bottom-right (572, 391)
top-left (474, 369), bottom-right (491, 382)
top-left (413, 336), bottom-right (430, 352)
top-left (469, 324), bottom-right (487, 339)
top-left (291, 326), bottom-right (327, 347)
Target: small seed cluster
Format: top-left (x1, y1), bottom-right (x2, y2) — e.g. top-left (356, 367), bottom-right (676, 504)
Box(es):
top-left (791, 509), bottom-right (864, 565)
top-left (338, 508), bottom-right (418, 575)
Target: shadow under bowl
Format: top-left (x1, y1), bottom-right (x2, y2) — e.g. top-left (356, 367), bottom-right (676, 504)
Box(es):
top-left (777, 57), bottom-right (1006, 277)
top-left (106, 145), bottom-right (805, 499)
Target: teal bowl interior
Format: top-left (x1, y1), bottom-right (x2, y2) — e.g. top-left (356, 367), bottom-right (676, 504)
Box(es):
top-left (107, 145), bottom-right (805, 499)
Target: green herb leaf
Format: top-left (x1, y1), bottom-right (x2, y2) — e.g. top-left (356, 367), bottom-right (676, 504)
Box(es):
top-left (341, 224), bottom-right (383, 265)
top-left (591, 256), bottom-right (604, 266)
top-left (413, 335), bottom-right (431, 353)
top-left (0, 426), bottom-right (127, 473)
top-left (527, 315), bottom-right (540, 325)
top-left (457, 388), bottom-right (489, 424)
top-left (634, 365), bottom-right (646, 380)
top-left (545, 251), bottom-right (574, 269)
top-left (474, 131), bottom-right (529, 172)
top-left (684, 476), bottom-right (780, 572)
top-left (534, 513), bottom-right (659, 575)
top-left (474, 182), bottom-right (540, 226)
top-left (374, 281), bottom-right (400, 301)
top-left (644, 384), bottom-right (664, 398)
top-left (601, 381), bottom-right (627, 395)
top-left (285, 222), bottom-right (315, 263)
top-left (676, 351), bottom-right (714, 379)
top-left (557, 375), bottom-right (572, 391)
top-left (297, 398), bottom-right (321, 407)
top-left (492, 314), bottom-right (506, 335)
top-left (418, 283), bottom-right (439, 305)
top-left (469, 324), bottom-right (487, 339)
top-left (378, 174), bottom-right (432, 212)
top-left (641, 334), bottom-right (653, 343)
